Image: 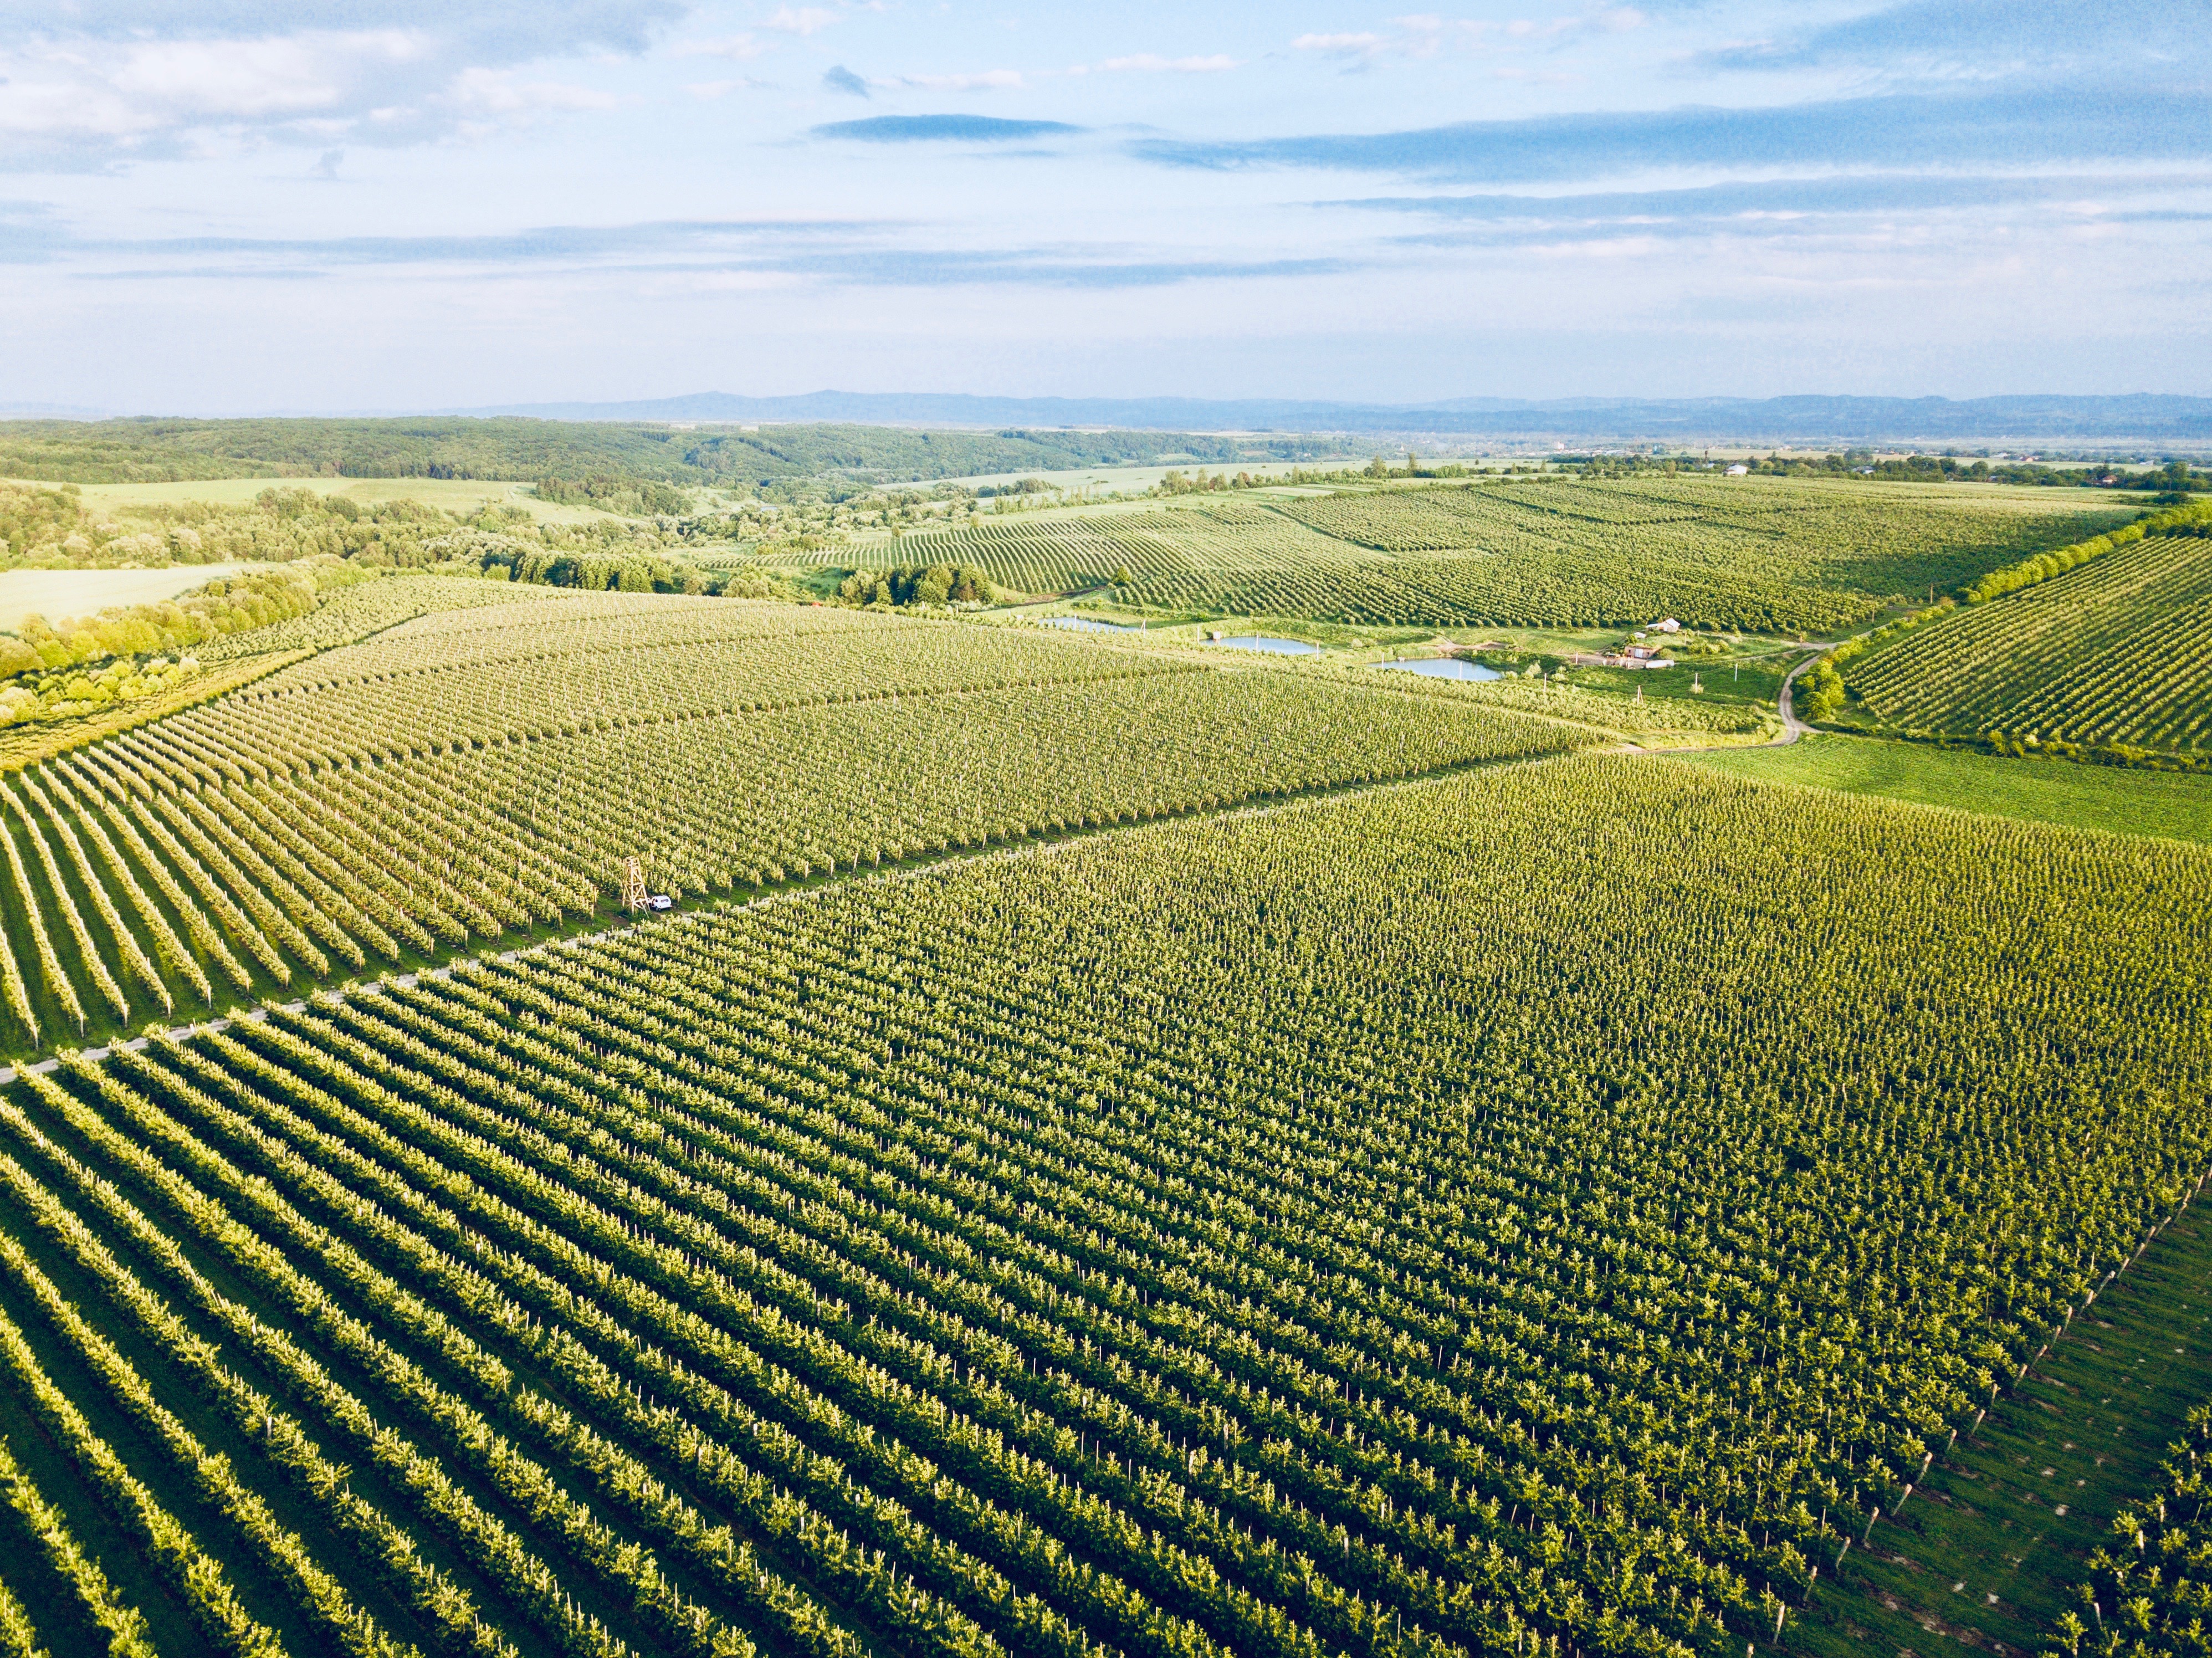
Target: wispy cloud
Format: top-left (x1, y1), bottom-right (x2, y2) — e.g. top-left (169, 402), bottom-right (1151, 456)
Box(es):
top-left (1291, 9), bottom-right (1646, 67)
top-left (1693, 0), bottom-right (2196, 80)
top-left (684, 78), bottom-right (767, 99)
top-left (1293, 32), bottom-right (1384, 59)
top-left (822, 63), bottom-right (869, 96)
top-left (37, 210), bottom-right (1353, 292)
top-left (1132, 88), bottom-right (2212, 183)
top-left (894, 69), bottom-right (1026, 92)
top-left (0, 199), bottom-right (67, 264)
top-left (812, 113), bottom-right (1075, 141)
top-left (1328, 172), bottom-right (2212, 253)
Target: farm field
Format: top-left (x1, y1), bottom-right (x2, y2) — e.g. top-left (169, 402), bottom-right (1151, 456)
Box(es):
top-left (831, 478), bottom-right (2128, 633)
top-left (1842, 532), bottom-right (2212, 756)
top-left (0, 755), bottom-right (2208, 1657)
top-left (39, 475), bottom-right (605, 523)
top-left (0, 591), bottom-right (1591, 1052)
top-left (1688, 734), bottom-right (2212, 843)
top-left (0, 564), bottom-right (251, 632)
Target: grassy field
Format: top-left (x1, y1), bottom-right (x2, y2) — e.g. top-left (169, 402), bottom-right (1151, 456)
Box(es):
top-left (0, 561), bottom-right (247, 630)
top-left (1, 755), bottom-right (2206, 1658)
top-left (816, 475), bottom-right (2127, 632)
top-left (1840, 532), bottom-right (2212, 758)
top-left (1688, 732), bottom-right (2212, 843)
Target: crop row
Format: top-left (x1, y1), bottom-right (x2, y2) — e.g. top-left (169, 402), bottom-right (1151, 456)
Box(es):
top-left (0, 596), bottom-right (1586, 1050)
top-left (828, 482), bottom-right (2115, 632)
top-left (1844, 535), bottom-right (2212, 753)
top-left (198, 571), bottom-right (557, 662)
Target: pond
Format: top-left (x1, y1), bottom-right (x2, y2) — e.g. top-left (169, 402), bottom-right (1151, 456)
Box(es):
top-left (1375, 658), bottom-right (1503, 682)
top-left (1043, 616), bottom-right (1142, 633)
top-left (1212, 636), bottom-right (1322, 656)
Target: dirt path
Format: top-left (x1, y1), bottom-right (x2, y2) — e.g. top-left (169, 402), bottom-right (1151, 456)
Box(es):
top-left (1773, 646), bottom-right (1827, 745)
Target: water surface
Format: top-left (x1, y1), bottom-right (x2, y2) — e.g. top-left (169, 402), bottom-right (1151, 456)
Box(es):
top-left (1376, 659), bottom-right (1503, 682)
top-left (1214, 636), bottom-right (1321, 656)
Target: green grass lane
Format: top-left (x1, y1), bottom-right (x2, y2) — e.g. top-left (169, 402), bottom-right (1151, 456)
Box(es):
top-left (1684, 734), bottom-right (2212, 845)
top-left (1790, 1206), bottom-right (2212, 1657)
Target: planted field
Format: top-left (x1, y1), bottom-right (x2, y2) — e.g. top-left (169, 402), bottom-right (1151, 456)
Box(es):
top-left (195, 571), bottom-right (560, 661)
top-left (0, 755), bottom-right (2206, 1657)
top-left (838, 480), bottom-right (2122, 633)
top-left (1843, 533), bottom-right (2212, 755)
top-left (1378, 668), bottom-right (1778, 740)
top-left (0, 592), bottom-right (1585, 1051)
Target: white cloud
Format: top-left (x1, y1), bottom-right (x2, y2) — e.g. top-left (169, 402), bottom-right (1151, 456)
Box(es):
top-left (762, 6), bottom-right (838, 34)
top-left (1293, 32), bottom-right (1384, 58)
top-left (0, 29), bottom-right (426, 143)
top-left (0, 3), bottom-right (672, 161)
top-left (896, 68), bottom-right (1024, 91)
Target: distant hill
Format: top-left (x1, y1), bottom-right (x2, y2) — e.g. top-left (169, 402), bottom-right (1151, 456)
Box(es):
top-left (457, 391), bottom-right (2212, 444)
top-left (0, 416), bottom-right (1337, 487)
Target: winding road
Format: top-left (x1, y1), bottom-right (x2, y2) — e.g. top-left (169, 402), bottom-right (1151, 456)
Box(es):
top-left (1773, 647), bottom-right (1829, 746)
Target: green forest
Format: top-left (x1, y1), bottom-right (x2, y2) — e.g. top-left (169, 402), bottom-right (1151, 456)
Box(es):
top-left (0, 417), bottom-right (1337, 490)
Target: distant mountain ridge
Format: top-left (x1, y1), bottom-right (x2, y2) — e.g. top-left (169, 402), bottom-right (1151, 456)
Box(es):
top-left (452, 391), bottom-right (2212, 443)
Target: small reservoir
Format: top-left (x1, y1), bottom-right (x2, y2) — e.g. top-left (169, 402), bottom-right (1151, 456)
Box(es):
top-left (1213, 636), bottom-right (1322, 656)
top-left (1376, 658), bottom-right (1503, 682)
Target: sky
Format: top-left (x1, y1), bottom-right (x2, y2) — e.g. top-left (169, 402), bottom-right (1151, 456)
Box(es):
top-left (0, 0), bottom-right (2207, 413)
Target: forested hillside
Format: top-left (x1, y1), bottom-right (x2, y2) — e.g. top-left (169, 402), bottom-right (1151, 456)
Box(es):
top-left (0, 418), bottom-right (1332, 488)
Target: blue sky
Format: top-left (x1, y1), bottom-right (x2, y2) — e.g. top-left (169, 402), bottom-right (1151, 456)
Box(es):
top-left (0, 0), bottom-right (2206, 413)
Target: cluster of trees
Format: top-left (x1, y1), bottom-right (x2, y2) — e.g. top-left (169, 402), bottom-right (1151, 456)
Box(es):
top-left (834, 563), bottom-right (993, 608)
top-left (534, 474), bottom-right (694, 516)
top-left (479, 545), bottom-right (710, 593)
top-left (0, 482), bottom-right (504, 572)
top-left (1154, 458), bottom-right (1502, 494)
